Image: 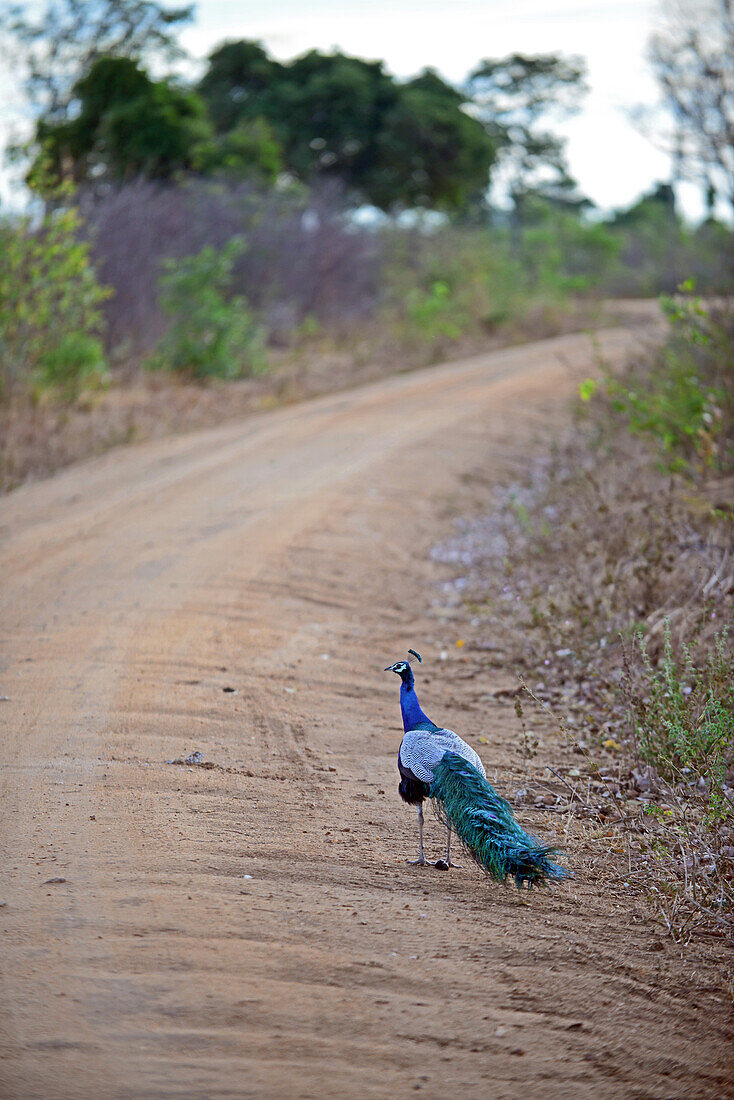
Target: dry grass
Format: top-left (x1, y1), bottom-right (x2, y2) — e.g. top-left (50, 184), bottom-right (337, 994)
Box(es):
top-left (1, 297), bottom-right (609, 495)
top-left (432, 310), bottom-right (734, 942)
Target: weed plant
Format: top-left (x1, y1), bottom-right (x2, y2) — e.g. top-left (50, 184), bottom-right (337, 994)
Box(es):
top-left (625, 621), bottom-right (733, 805)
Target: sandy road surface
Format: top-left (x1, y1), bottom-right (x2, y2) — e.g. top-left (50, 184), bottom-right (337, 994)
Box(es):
top-left (1, 320), bottom-right (731, 1099)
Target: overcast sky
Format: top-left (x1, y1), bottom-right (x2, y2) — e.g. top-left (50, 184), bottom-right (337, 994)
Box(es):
top-left (0, 0), bottom-right (707, 218)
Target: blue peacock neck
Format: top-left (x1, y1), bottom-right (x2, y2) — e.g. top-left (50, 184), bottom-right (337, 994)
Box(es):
top-left (399, 668), bottom-right (435, 733)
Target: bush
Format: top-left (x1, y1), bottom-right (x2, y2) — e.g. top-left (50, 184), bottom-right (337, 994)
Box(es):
top-left (0, 191), bottom-right (110, 401)
top-left (405, 279), bottom-right (468, 344)
top-left (626, 620), bottom-right (733, 819)
top-left (382, 225), bottom-right (548, 356)
top-left (518, 198), bottom-right (622, 296)
top-left (147, 238), bottom-right (267, 379)
top-left (600, 286), bottom-right (732, 474)
top-left (34, 333), bottom-right (108, 401)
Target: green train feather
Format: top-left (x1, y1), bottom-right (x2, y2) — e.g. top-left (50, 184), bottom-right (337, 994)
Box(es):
top-left (429, 751), bottom-right (568, 889)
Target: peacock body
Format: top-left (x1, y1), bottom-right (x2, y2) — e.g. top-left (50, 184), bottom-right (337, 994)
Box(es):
top-left (386, 651), bottom-right (567, 888)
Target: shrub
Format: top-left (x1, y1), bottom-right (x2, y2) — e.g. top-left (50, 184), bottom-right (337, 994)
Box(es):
top-left (147, 238), bottom-right (267, 379)
top-left (599, 285), bottom-right (733, 474)
top-left (626, 620), bottom-right (733, 819)
top-left (520, 202), bottom-right (622, 296)
top-left (33, 333), bottom-right (108, 401)
top-left (0, 192), bottom-right (110, 400)
top-left (405, 279), bottom-right (467, 344)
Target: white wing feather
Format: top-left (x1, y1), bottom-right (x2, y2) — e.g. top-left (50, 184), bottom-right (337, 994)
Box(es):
top-left (399, 727), bottom-right (486, 784)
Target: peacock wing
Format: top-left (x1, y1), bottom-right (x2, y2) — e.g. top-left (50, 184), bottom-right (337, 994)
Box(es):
top-left (399, 729), bottom-right (449, 784)
top-left (428, 728), bottom-right (488, 779)
top-left (400, 727), bottom-right (487, 784)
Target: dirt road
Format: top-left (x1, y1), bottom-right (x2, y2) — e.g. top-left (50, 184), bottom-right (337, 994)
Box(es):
top-left (1, 320), bottom-right (731, 1099)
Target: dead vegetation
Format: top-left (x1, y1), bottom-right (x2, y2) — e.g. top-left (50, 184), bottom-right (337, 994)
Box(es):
top-left (0, 296), bottom-right (607, 494)
top-left (434, 297), bottom-right (734, 943)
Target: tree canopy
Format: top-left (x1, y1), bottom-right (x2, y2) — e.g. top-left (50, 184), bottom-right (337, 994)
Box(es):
top-left (6, 15), bottom-right (597, 217)
top-left (35, 57), bottom-right (211, 183)
top-left (197, 43), bottom-right (497, 211)
top-left (467, 52), bottom-right (588, 209)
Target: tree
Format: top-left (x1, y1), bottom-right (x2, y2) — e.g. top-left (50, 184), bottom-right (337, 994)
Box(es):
top-left (196, 118), bottom-right (282, 183)
top-left (199, 45), bottom-right (400, 193)
top-left (0, 0), bottom-right (193, 120)
top-left (373, 72), bottom-right (496, 211)
top-left (467, 53), bottom-right (588, 212)
top-left (649, 0), bottom-right (734, 216)
top-left (198, 43), bottom-right (497, 212)
top-left (35, 57), bottom-right (211, 184)
top-left (197, 40), bottom-right (278, 134)
top-left (610, 183), bottom-right (678, 228)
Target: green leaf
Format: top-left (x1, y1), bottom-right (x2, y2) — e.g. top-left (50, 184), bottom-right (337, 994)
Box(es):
top-left (578, 377), bottom-right (597, 402)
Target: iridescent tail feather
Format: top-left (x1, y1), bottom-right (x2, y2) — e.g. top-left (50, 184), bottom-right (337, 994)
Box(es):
top-left (429, 751), bottom-right (568, 889)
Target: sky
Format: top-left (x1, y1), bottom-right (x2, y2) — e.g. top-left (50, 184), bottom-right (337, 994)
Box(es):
top-left (0, 0), bottom-right (710, 219)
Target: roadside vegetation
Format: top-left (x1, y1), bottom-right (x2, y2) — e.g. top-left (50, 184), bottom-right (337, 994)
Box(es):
top-left (434, 289), bottom-right (734, 941)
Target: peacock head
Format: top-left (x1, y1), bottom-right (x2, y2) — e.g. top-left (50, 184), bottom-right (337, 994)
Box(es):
top-left (384, 649), bottom-right (422, 684)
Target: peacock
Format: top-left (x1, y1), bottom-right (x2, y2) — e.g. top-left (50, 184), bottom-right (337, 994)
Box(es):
top-left (386, 649), bottom-right (567, 888)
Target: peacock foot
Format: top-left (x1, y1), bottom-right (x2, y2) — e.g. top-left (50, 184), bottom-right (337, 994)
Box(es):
top-left (434, 859), bottom-right (461, 870)
top-left (406, 855), bottom-right (428, 866)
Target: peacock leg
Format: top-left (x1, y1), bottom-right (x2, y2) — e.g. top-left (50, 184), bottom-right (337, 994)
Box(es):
top-left (435, 824), bottom-right (461, 870)
top-left (406, 803), bottom-right (428, 865)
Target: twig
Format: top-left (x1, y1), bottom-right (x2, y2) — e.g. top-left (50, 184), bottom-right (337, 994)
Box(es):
top-left (546, 765), bottom-right (582, 803)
